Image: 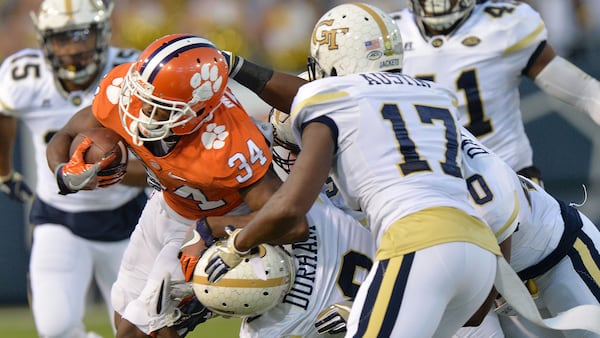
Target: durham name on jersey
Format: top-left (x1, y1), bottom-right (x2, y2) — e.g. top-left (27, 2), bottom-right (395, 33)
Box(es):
top-left (393, 1), bottom-right (547, 172)
top-left (240, 194), bottom-right (374, 337)
top-left (0, 47), bottom-right (142, 212)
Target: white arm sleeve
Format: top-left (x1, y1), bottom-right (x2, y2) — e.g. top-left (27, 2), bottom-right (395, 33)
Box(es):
top-left (534, 56), bottom-right (600, 125)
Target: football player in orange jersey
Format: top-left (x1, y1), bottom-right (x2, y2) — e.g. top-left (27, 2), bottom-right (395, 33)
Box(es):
top-left (46, 34), bottom-right (304, 338)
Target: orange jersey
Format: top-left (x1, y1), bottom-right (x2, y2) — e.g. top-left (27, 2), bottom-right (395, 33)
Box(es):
top-left (92, 63), bottom-right (272, 219)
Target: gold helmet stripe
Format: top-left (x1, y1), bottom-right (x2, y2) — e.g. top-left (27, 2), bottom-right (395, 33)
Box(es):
top-left (65, 0), bottom-right (73, 20)
top-left (193, 275), bottom-right (289, 288)
top-left (352, 2), bottom-right (392, 53)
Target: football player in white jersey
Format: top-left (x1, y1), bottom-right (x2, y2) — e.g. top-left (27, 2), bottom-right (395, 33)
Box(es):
top-left (203, 3), bottom-right (503, 337)
top-left (455, 130), bottom-right (600, 338)
top-left (0, 1), bottom-right (147, 337)
top-left (392, 0), bottom-right (600, 184)
top-left (236, 194), bottom-right (374, 337)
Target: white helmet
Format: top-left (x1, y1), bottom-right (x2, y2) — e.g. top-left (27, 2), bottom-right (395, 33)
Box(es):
top-left (408, 0), bottom-right (476, 33)
top-left (31, 0), bottom-right (113, 84)
top-left (192, 241), bottom-right (295, 317)
top-left (308, 2), bottom-right (403, 79)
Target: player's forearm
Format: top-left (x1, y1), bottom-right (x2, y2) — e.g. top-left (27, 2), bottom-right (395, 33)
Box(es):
top-left (259, 71), bottom-right (308, 114)
top-left (207, 212), bottom-right (308, 245)
top-left (534, 56), bottom-right (600, 124)
top-left (46, 130), bottom-right (73, 172)
top-left (230, 58), bottom-right (307, 114)
top-left (0, 115), bottom-right (17, 176)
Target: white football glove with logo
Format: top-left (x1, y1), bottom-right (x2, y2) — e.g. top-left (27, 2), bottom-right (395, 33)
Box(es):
top-left (204, 226), bottom-right (258, 283)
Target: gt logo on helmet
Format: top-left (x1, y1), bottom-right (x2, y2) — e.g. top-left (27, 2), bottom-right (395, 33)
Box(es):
top-left (312, 19), bottom-right (349, 50)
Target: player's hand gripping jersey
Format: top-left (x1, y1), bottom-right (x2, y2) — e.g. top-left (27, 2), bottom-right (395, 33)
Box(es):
top-left (92, 63), bottom-right (272, 220)
top-left (289, 72), bottom-right (499, 255)
top-left (0, 47), bottom-right (142, 213)
top-left (393, 1), bottom-right (547, 172)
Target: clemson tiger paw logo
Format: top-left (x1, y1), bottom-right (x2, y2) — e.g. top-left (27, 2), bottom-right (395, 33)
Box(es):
top-left (202, 123), bottom-right (229, 149)
top-left (190, 64), bottom-right (224, 103)
top-left (106, 77), bottom-right (125, 104)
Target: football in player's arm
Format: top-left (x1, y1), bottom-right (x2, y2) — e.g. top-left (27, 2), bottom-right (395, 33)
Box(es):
top-left (46, 34), bottom-right (306, 338)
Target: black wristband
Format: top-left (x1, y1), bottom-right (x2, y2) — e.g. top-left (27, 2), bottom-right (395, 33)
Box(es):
top-left (195, 217), bottom-right (215, 247)
top-left (232, 59), bottom-right (274, 96)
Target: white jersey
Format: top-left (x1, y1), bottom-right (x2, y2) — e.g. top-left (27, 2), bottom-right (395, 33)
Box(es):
top-left (393, 2), bottom-right (547, 172)
top-left (290, 72), bottom-right (480, 248)
top-left (240, 194), bottom-right (375, 338)
top-left (460, 128), bottom-right (522, 244)
top-left (0, 47), bottom-right (143, 212)
top-left (458, 130), bottom-right (567, 273)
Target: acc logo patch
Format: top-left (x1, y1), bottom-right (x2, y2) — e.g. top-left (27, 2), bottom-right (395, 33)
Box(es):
top-left (462, 36), bottom-right (481, 47)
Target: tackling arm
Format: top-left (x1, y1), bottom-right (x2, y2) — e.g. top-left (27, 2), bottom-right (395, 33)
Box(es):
top-left (234, 121), bottom-right (334, 252)
top-left (204, 168), bottom-right (310, 244)
top-left (528, 44), bottom-right (600, 125)
top-left (223, 51), bottom-right (307, 114)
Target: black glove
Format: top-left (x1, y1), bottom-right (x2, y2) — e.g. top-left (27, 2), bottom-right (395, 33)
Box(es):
top-left (0, 171), bottom-right (33, 202)
top-left (171, 297), bottom-right (214, 337)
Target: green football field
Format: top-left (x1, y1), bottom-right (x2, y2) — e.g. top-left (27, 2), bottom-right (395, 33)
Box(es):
top-left (0, 302), bottom-right (242, 337)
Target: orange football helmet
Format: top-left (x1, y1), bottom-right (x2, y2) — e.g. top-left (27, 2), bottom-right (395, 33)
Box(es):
top-left (119, 34), bottom-right (229, 144)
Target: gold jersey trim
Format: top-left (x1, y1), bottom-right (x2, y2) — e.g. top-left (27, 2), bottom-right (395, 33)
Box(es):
top-left (573, 238), bottom-right (600, 284)
top-left (503, 22), bottom-right (545, 55)
top-left (376, 207), bottom-right (501, 260)
top-left (291, 90), bottom-right (349, 119)
top-left (495, 190), bottom-right (520, 239)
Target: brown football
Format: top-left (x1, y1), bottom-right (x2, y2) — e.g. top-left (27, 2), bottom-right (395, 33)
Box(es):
top-left (69, 127), bottom-right (127, 168)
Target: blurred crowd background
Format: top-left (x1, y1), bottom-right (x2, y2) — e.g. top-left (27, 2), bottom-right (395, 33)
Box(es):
top-left (1, 0), bottom-right (600, 305)
top-left (1, 0), bottom-right (600, 71)
top-left (0, 0), bottom-right (402, 73)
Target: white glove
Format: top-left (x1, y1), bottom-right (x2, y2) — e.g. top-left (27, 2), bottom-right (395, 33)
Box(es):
top-left (204, 226), bottom-right (257, 283)
top-left (147, 273), bottom-right (194, 333)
